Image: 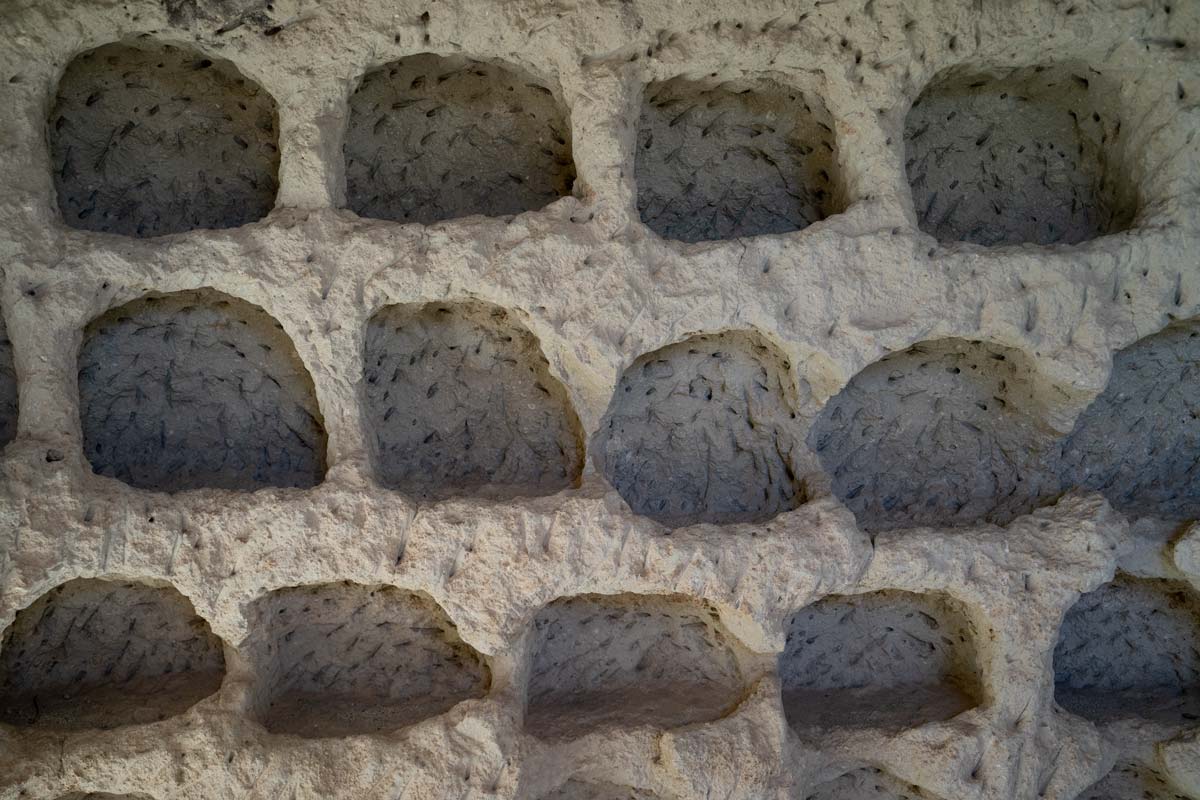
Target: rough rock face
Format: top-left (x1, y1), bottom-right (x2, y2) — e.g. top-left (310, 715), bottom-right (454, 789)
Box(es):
top-left (1, 1), bottom-right (1199, 799)
top-left (49, 40), bottom-right (279, 237)
top-left (0, 315), bottom-right (18, 450)
top-left (539, 782), bottom-right (664, 800)
top-left (1073, 764), bottom-right (1192, 800)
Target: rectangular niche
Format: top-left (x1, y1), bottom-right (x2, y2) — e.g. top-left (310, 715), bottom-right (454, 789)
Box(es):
top-left (592, 330), bottom-right (805, 527)
top-left (50, 40), bottom-right (279, 237)
top-left (344, 53), bottom-right (574, 223)
top-left (0, 579), bottom-right (226, 730)
top-left (636, 76), bottom-right (843, 242)
top-left (244, 583), bottom-right (490, 738)
top-left (780, 590), bottom-right (983, 734)
top-left (78, 289), bottom-right (327, 493)
top-left (905, 63), bottom-right (1136, 247)
top-left (524, 593), bottom-right (755, 739)
top-left (1054, 575), bottom-right (1200, 725)
top-left (363, 300), bottom-right (584, 500)
top-left (807, 338), bottom-right (1061, 531)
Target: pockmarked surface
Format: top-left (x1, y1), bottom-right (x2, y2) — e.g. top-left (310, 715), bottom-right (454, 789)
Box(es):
top-left (1, 1), bottom-right (1199, 799)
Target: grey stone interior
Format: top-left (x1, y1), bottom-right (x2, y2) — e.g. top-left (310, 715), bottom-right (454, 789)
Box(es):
top-left (78, 289), bottom-right (327, 493)
top-left (1060, 319), bottom-right (1200, 520)
top-left (363, 300), bottom-right (584, 500)
top-left (808, 338), bottom-right (1061, 531)
top-left (1054, 574), bottom-right (1200, 725)
top-left (49, 39), bottom-right (279, 237)
top-left (524, 593), bottom-right (753, 739)
top-left (780, 591), bottom-right (982, 733)
top-left (905, 63), bottom-right (1135, 247)
top-left (592, 330), bottom-right (805, 527)
top-left (636, 76), bottom-right (842, 242)
top-left (344, 53), bottom-right (574, 224)
top-left (0, 578), bottom-right (226, 730)
top-left (244, 583), bottom-right (490, 738)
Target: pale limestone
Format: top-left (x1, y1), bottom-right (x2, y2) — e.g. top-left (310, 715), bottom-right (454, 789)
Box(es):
top-left (0, 1), bottom-right (1198, 799)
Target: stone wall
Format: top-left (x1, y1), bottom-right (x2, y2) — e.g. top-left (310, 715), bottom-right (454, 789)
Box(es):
top-left (0, 0), bottom-right (1198, 798)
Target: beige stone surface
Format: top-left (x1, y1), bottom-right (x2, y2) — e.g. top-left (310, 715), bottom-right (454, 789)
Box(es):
top-left (0, 0), bottom-right (1198, 798)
